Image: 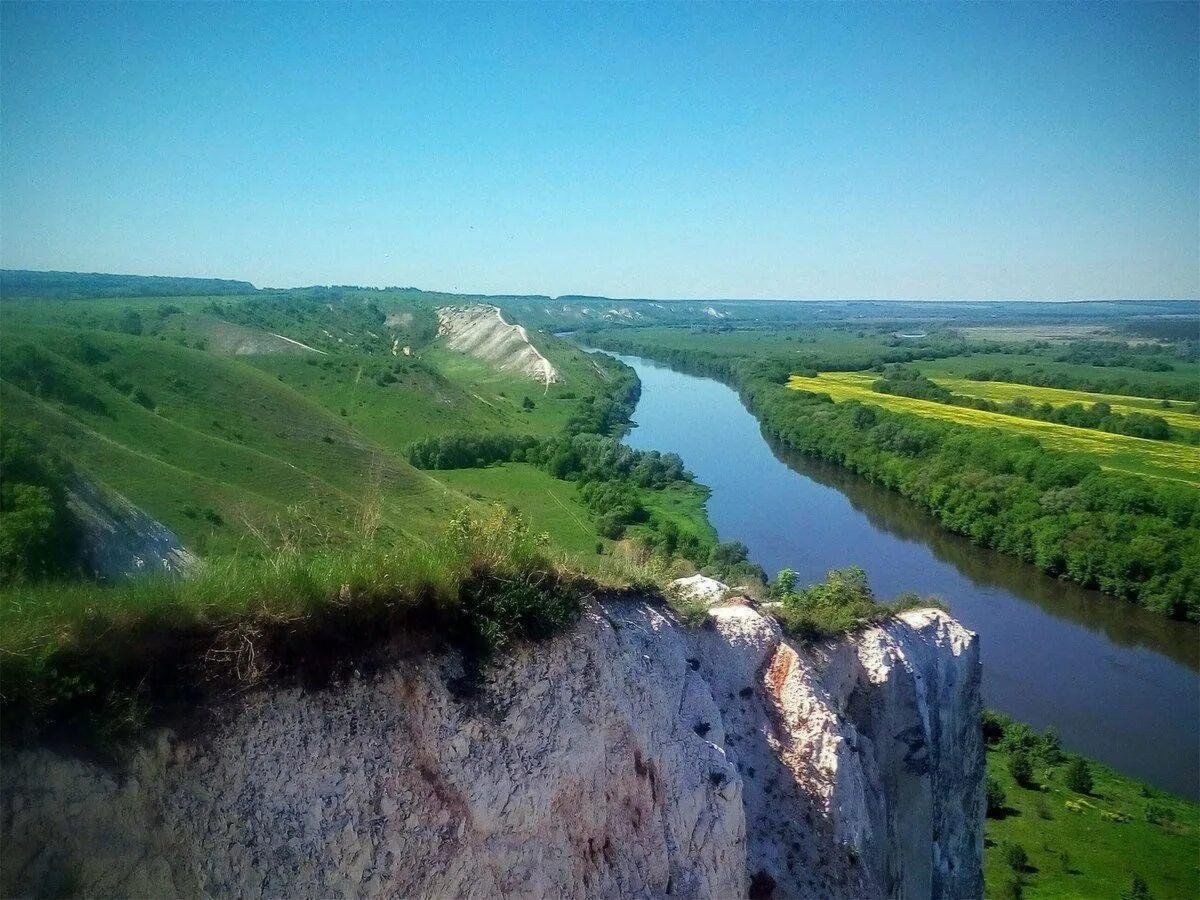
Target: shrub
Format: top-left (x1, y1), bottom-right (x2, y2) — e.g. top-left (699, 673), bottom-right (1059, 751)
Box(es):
top-left (981, 709), bottom-right (1011, 744)
top-left (1064, 756), bottom-right (1093, 794)
top-left (1002, 842), bottom-right (1028, 873)
top-left (985, 776), bottom-right (1007, 818)
top-left (1120, 875), bottom-right (1153, 900)
top-left (0, 428), bottom-right (79, 583)
top-left (1007, 750), bottom-right (1034, 788)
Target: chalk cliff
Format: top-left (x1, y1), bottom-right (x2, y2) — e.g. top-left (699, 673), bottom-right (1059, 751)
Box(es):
top-left (1, 590), bottom-right (982, 898)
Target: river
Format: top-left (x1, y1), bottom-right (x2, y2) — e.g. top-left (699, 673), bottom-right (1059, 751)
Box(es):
top-left (605, 351), bottom-right (1200, 798)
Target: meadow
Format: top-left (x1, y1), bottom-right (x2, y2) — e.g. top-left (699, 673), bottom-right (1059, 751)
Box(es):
top-left (787, 372), bottom-right (1200, 486)
top-left (984, 737), bottom-right (1199, 899)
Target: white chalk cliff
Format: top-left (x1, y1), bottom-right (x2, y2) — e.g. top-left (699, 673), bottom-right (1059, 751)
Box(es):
top-left (2, 590), bottom-right (982, 898)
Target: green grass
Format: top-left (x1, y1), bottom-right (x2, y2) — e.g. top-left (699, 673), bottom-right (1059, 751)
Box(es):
top-left (985, 743), bottom-right (1199, 899)
top-left (0, 507), bottom-right (635, 747)
top-left (788, 372), bottom-right (1200, 485)
top-left (1, 324), bottom-right (457, 553)
top-left (0, 300), bottom-right (622, 559)
top-left (431, 463), bottom-right (603, 560)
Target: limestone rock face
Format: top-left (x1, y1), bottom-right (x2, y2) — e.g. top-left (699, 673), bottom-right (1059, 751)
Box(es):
top-left (436, 305), bottom-right (560, 384)
top-left (1, 596), bottom-right (981, 899)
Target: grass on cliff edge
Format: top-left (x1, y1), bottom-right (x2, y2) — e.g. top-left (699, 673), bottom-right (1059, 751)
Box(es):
top-left (0, 507), bottom-right (660, 749)
top-left (983, 714), bottom-right (1199, 900)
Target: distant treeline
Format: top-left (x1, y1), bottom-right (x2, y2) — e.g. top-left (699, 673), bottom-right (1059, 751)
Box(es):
top-left (582, 331), bottom-right (1200, 621)
top-left (0, 270), bottom-right (256, 300)
top-left (965, 365), bottom-right (1197, 403)
top-left (873, 368), bottom-right (1188, 443)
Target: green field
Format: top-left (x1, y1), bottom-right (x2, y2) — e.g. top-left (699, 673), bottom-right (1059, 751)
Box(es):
top-left (985, 743), bottom-right (1199, 899)
top-left (788, 372), bottom-right (1200, 485)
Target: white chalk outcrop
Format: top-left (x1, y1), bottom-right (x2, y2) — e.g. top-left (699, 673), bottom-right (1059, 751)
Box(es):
top-left (1, 591), bottom-right (981, 899)
top-left (437, 305), bottom-right (560, 385)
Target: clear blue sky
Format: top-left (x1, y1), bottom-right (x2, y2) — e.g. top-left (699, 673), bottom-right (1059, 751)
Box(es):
top-left (2, 1), bottom-right (1196, 299)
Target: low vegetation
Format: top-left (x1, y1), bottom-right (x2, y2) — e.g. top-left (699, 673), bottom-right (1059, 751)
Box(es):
top-left (982, 711), bottom-right (1199, 900)
top-left (0, 507), bottom-right (605, 749)
top-left (768, 565), bottom-right (942, 640)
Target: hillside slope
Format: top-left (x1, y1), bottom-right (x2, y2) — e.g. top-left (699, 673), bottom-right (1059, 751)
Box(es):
top-left (437, 305), bottom-right (560, 385)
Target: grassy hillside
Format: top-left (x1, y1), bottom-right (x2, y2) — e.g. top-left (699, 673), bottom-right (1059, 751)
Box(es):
top-left (787, 372), bottom-right (1200, 485)
top-left (0, 290), bottom-right (721, 579)
top-left (984, 720), bottom-right (1199, 899)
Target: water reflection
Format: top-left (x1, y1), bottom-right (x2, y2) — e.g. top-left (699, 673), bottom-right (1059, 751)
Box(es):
top-left (765, 439), bottom-right (1200, 673)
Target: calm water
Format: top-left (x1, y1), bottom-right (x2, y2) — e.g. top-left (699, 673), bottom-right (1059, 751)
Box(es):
top-left (607, 351), bottom-right (1200, 798)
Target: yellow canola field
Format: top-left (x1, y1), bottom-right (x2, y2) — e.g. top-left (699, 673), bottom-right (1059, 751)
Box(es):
top-left (933, 377), bottom-right (1200, 431)
top-left (786, 372), bottom-right (1200, 486)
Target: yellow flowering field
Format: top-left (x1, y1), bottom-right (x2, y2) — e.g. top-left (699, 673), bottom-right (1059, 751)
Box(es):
top-left (787, 372), bottom-right (1200, 486)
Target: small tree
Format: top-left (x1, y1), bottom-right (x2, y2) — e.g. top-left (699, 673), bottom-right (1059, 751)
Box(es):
top-left (522, 396), bottom-right (535, 410)
top-left (985, 776), bottom-right (1007, 818)
top-left (1120, 875), bottom-right (1152, 900)
top-left (772, 567), bottom-right (797, 598)
top-left (1064, 757), bottom-right (1093, 795)
top-left (1002, 842), bottom-right (1028, 873)
top-left (1007, 750), bottom-right (1034, 788)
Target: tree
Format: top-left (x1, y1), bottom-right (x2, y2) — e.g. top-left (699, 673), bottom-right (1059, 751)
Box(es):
top-left (1064, 757), bottom-right (1093, 795)
top-left (522, 396), bottom-right (535, 410)
top-left (773, 567), bottom-right (797, 597)
top-left (116, 307), bottom-right (143, 335)
top-left (1002, 842), bottom-right (1028, 873)
top-left (985, 776), bottom-right (1007, 818)
top-left (1007, 750), bottom-right (1034, 788)
top-left (1120, 875), bottom-right (1152, 900)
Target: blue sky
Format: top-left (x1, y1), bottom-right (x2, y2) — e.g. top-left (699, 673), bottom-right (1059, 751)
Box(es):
top-left (2, 2), bottom-right (1196, 299)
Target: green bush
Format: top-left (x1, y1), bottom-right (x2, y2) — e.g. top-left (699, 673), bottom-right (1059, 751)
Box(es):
top-left (0, 428), bottom-right (79, 583)
top-left (1007, 750), bottom-right (1034, 788)
top-left (986, 776), bottom-right (1008, 818)
top-left (1064, 756), bottom-right (1093, 795)
top-left (1003, 842), bottom-right (1028, 873)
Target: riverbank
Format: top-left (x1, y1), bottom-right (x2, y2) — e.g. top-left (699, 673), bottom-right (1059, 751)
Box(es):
top-left (577, 330), bottom-right (1200, 621)
top-left (585, 347), bottom-right (1199, 799)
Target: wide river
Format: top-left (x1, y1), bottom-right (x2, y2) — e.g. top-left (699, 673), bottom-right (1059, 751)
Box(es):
top-left (605, 351), bottom-right (1200, 798)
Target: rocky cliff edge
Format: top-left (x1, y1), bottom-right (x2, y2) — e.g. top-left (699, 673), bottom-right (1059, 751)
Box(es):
top-left (1, 585), bottom-right (982, 899)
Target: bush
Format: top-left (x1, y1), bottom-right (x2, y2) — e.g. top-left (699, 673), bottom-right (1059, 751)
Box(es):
top-left (1007, 750), bottom-right (1034, 788)
top-left (1120, 875), bottom-right (1153, 900)
top-left (1064, 756), bottom-right (1093, 794)
top-left (1002, 842), bottom-right (1028, 873)
top-left (981, 709), bottom-right (1011, 744)
top-left (985, 776), bottom-right (1007, 818)
top-left (0, 429), bottom-right (79, 583)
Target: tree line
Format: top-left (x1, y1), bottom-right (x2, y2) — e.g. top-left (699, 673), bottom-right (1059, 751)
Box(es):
top-left (873, 368), bottom-right (1184, 442)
